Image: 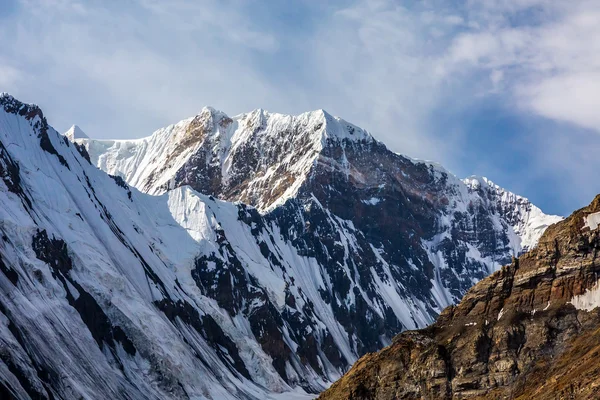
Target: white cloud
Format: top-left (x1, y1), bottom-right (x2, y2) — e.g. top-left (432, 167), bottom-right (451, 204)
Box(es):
top-left (522, 73), bottom-right (600, 131)
top-left (444, 1), bottom-right (600, 132)
top-left (0, 0), bottom-right (289, 137)
top-left (0, 63), bottom-right (22, 88)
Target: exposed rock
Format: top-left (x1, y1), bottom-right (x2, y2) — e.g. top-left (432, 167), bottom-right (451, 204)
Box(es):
top-left (320, 194), bottom-right (600, 400)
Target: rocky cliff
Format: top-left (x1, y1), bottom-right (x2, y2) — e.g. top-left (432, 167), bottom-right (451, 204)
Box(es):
top-left (320, 195), bottom-right (600, 400)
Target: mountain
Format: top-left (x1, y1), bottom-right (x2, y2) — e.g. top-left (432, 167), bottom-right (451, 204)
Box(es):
top-left (0, 94), bottom-right (317, 399)
top-left (319, 194), bottom-right (600, 399)
top-left (78, 105), bottom-right (561, 324)
top-left (64, 125), bottom-right (89, 141)
top-left (0, 93), bottom-right (560, 399)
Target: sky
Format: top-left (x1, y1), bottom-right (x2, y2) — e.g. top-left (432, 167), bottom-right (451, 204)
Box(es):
top-left (0, 0), bottom-right (599, 216)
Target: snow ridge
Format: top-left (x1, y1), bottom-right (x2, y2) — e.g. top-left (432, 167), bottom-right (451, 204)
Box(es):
top-left (75, 106), bottom-right (374, 211)
top-left (463, 176), bottom-right (562, 252)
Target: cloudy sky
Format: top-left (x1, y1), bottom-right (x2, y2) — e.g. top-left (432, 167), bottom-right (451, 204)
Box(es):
top-left (1, 0), bottom-right (599, 215)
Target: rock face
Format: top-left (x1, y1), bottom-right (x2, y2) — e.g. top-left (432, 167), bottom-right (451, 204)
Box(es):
top-left (0, 93), bottom-right (560, 400)
top-left (319, 195), bottom-right (600, 400)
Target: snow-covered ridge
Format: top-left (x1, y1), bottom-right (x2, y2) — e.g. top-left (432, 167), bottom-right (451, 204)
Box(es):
top-left (0, 97), bottom-right (324, 399)
top-left (75, 107), bottom-right (560, 253)
top-left (463, 176), bottom-right (562, 251)
top-left (73, 106), bottom-right (374, 211)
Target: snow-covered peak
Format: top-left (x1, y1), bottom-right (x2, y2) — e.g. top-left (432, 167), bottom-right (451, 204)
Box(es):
top-left (462, 175), bottom-right (563, 251)
top-left (64, 124), bottom-right (89, 140)
top-left (78, 106), bottom-right (375, 210)
top-left (198, 105), bottom-right (232, 124)
top-left (78, 107), bottom-right (563, 245)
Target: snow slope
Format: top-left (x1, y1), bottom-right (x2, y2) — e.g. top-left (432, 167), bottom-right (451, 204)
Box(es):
top-left (0, 94), bottom-right (318, 399)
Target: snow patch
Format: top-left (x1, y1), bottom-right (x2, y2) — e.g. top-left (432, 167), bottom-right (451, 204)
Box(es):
top-left (570, 280), bottom-right (600, 311)
top-left (361, 197), bottom-right (381, 206)
top-left (584, 212), bottom-right (600, 231)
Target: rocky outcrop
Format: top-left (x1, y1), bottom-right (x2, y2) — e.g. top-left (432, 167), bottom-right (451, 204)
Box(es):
top-left (320, 194), bottom-right (600, 400)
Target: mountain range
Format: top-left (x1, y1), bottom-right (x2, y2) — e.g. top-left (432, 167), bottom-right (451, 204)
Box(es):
top-left (0, 94), bottom-right (561, 399)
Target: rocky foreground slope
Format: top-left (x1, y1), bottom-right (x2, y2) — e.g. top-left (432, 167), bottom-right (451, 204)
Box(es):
top-left (320, 195), bottom-right (600, 399)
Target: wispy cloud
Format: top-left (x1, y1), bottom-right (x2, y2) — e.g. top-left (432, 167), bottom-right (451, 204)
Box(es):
top-left (444, 0), bottom-right (600, 132)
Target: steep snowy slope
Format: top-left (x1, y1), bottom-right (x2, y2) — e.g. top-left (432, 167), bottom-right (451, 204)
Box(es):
top-left (0, 95), bottom-right (323, 399)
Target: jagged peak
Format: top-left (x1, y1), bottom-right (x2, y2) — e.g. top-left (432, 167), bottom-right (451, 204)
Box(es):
top-left (463, 175), bottom-right (531, 203)
top-left (228, 107), bottom-right (374, 146)
top-left (0, 92), bottom-right (44, 122)
top-left (64, 124), bottom-right (89, 140)
top-left (197, 105), bottom-right (231, 122)
top-left (298, 108), bottom-right (374, 143)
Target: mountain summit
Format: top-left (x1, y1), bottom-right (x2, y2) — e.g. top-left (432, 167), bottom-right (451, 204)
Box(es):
top-left (64, 124), bottom-right (89, 140)
top-left (76, 106), bottom-right (374, 211)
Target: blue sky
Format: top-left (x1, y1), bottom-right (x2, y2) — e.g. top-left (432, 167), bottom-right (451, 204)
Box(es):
top-left (1, 0), bottom-right (599, 216)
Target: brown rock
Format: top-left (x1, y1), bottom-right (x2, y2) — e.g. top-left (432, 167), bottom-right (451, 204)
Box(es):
top-left (320, 195), bottom-right (600, 400)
